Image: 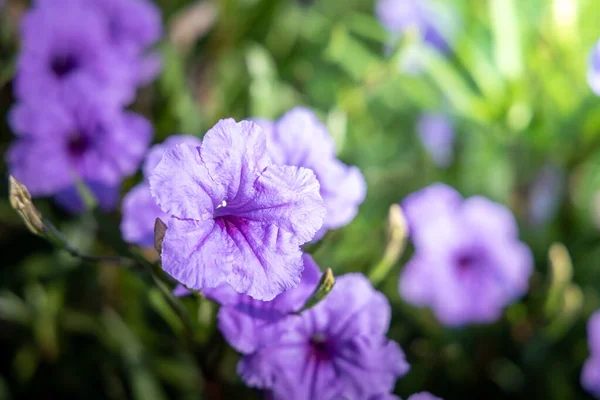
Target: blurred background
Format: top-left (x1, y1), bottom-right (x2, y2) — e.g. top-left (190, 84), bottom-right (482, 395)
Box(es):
top-left (1, 0), bottom-right (600, 398)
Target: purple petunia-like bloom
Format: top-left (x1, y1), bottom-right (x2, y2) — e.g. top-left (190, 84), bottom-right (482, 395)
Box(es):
top-left (149, 119), bottom-right (326, 300)
top-left (121, 135), bottom-right (202, 247)
top-left (375, 0), bottom-right (456, 53)
top-left (399, 183), bottom-right (533, 326)
top-left (588, 39), bottom-right (600, 96)
top-left (15, 2), bottom-right (137, 105)
top-left (582, 311), bottom-right (600, 397)
top-left (210, 255), bottom-right (409, 400)
top-left (7, 78), bottom-right (153, 212)
top-left (417, 113), bottom-right (454, 168)
top-left (255, 107), bottom-right (366, 239)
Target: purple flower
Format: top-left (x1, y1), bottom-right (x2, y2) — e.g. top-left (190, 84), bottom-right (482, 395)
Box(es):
top-left (375, 0), bottom-right (456, 53)
top-left (582, 311), bottom-right (600, 397)
top-left (526, 164), bottom-right (564, 227)
top-left (589, 39), bottom-right (600, 96)
top-left (399, 183), bottom-right (533, 326)
top-left (226, 270), bottom-right (409, 399)
top-left (149, 119), bottom-right (326, 300)
top-left (255, 107), bottom-right (366, 238)
top-left (15, 2), bottom-right (136, 104)
top-left (121, 135), bottom-right (202, 247)
top-left (7, 78), bottom-right (152, 212)
top-left (207, 254), bottom-right (321, 353)
top-left (417, 113), bottom-right (454, 168)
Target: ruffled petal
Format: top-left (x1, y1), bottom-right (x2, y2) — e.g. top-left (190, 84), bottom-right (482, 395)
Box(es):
top-left (200, 119), bottom-right (271, 206)
top-left (143, 134), bottom-right (202, 179)
top-left (149, 143), bottom-right (222, 220)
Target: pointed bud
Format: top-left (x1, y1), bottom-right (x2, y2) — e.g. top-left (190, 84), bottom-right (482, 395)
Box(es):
top-left (154, 218), bottom-right (167, 254)
top-left (8, 176), bottom-right (45, 235)
top-left (368, 204), bottom-right (408, 285)
top-left (297, 268), bottom-right (335, 313)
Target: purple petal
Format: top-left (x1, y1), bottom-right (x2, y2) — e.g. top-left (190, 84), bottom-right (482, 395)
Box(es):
top-left (120, 182), bottom-right (167, 247)
top-left (200, 119), bottom-right (271, 206)
top-left (149, 143), bottom-right (222, 220)
top-left (143, 135), bottom-right (202, 179)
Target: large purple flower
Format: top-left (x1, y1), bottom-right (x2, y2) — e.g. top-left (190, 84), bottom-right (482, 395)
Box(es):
top-left (7, 78), bottom-right (152, 211)
top-left (588, 39), bottom-right (600, 96)
top-left (417, 113), bottom-right (454, 168)
top-left (225, 269), bottom-right (409, 400)
top-left (15, 2), bottom-right (136, 104)
top-left (582, 311), bottom-right (600, 397)
top-left (149, 119), bottom-right (326, 300)
top-left (375, 0), bottom-right (456, 53)
top-left (255, 107), bottom-right (366, 237)
top-left (399, 184), bottom-right (533, 326)
top-left (121, 135), bottom-right (202, 247)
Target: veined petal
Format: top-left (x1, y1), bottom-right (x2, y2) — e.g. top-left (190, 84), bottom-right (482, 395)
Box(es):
top-left (149, 143), bottom-right (222, 220)
top-left (232, 165), bottom-right (326, 244)
top-left (161, 217), bottom-right (235, 290)
top-left (200, 119), bottom-right (271, 206)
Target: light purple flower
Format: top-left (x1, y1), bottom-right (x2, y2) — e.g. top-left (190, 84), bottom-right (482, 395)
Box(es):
top-left (15, 2), bottom-right (136, 104)
top-left (589, 39), bottom-right (600, 96)
top-left (121, 135), bottom-right (202, 247)
top-left (228, 270), bottom-right (409, 400)
top-left (417, 113), bottom-right (454, 168)
top-left (207, 254), bottom-right (321, 354)
top-left (255, 107), bottom-right (366, 238)
top-left (7, 78), bottom-right (152, 212)
top-left (582, 311), bottom-right (600, 397)
top-left (149, 119), bottom-right (326, 300)
top-left (375, 0), bottom-right (456, 53)
top-left (527, 164), bottom-right (564, 227)
top-left (399, 183), bottom-right (533, 326)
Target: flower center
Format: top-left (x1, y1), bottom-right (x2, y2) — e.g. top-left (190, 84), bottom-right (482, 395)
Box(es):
top-left (309, 333), bottom-right (332, 361)
top-left (67, 133), bottom-right (90, 158)
top-left (51, 53), bottom-right (80, 79)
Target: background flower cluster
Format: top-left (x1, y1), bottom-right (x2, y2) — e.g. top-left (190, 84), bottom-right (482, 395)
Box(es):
top-left (1, 0), bottom-right (600, 399)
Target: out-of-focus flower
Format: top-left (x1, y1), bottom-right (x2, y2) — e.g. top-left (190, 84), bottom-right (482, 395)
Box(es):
top-left (229, 270), bottom-right (409, 400)
top-left (399, 184), bottom-right (533, 326)
top-left (121, 135), bottom-right (202, 247)
top-left (588, 39), bottom-right (600, 96)
top-left (149, 119), bottom-right (326, 300)
top-left (582, 311), bottom-right (600, 397)
top-left (375, 0), bottom-right (456, 53)
top-left (526, 164), bottom-right (564, 227)
top-left (417, 113), bottom-right (455, 168)
top-left (255, 107), bottom-right (366, 239)
top-left (7, 78), bottom-right (153, 212)
top-left (15, 2), bottom-right (136, 104)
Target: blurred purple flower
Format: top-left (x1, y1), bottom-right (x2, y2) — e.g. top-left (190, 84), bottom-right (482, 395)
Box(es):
top-left (231, 271), bottom-right (409, 400)
top-left (589, 39), bottom-right (600, 96)
top-left (417, 113), bottom-right (455, 168)
top-left (15, 2), bottom-right (137, 104)
top-left (7, 79), bottom-right (153, 212)
top-left (582, 311), bottom-right (600, 397)
top-left (375, 0), bottom-right (456, 53)
top-left (120, 135), bottom-right (202, 247)
top-left (527, 164), bottom-right (564, 227)
top-left (149, 119), bottom-right (326, 301)
top-left (399, 184), bottom-right (533, 326)
top-left (255, 107), bottom-right (366, 239)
